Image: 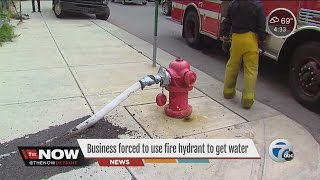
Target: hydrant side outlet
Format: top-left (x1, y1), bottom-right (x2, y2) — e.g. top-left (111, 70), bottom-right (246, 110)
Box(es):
top-left (164, 58), bottom-right (197, 118)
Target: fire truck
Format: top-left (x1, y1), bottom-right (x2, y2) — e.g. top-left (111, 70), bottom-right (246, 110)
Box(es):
top-left (170, 0), bottom-right (320, 109)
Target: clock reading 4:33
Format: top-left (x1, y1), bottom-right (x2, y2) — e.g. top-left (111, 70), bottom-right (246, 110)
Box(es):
top-left (267, 8), bottom-right (297, 38)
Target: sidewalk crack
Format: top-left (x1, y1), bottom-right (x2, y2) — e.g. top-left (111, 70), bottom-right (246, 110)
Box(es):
top-left (40, 13), bottom-right (94, 114)
top-left (123, 106), bottom-right (152, 139)
top-left (125, 167), bottom-right (137, 180)
top-left (260, 119), bottom-right (266, 179)
top-left (92, 21), bottom-right (157, 63)
top-left (194, 87), bottom-right (250, 122)
top-left (0, 96), bottom-right (83, 107)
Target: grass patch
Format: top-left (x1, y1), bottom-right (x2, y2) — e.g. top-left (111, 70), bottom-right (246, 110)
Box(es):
top-left (0, 22), bottom-right (15, 45)
top-left (0, 5), bottom-right (16, 46)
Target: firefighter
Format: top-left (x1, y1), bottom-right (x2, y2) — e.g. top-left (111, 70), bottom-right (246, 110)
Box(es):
top-left (221, 0), bottom-right (267, 109)
top-left (32, 0), bottom-right (41, 12)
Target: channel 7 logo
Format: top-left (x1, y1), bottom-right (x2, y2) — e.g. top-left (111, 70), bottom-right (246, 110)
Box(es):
top-left (18, 147), bottom-right (88, 166)
top-left (269, 139), bottom-right (294, 163)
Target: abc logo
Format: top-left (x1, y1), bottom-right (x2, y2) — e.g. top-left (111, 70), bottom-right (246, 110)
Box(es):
top-left (269, 139), bottom-right (294, 163)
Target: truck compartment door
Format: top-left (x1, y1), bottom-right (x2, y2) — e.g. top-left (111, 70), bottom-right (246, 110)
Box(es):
top-left (200, 0), bottom-right (222, 37)
top-left (171, 1), bottom-right (184, 23)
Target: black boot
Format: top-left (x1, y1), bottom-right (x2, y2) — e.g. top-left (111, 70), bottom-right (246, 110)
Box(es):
top-left (37, 0), bottom-right (41, 12)
top-left (32, 0), bottom-right (36, 12)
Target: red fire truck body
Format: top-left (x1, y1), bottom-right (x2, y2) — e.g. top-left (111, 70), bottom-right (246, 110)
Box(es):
top-left (170, 0), bottom-right (320, 109)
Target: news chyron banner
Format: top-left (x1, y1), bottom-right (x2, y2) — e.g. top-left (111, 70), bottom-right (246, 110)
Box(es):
top-left (77, 139), bottom-right (260, 166)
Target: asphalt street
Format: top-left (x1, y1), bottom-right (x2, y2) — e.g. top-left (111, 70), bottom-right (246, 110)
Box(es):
top-left (107, 2), bottom-right (320, 143)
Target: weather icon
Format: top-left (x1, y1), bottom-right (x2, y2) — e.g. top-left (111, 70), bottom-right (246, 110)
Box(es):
top-left (269, 16), bottom-right (279, 24)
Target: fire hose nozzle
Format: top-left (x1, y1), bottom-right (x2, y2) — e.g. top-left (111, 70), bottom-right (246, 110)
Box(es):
top-left (139, 66), bottom-right (171, 90)
top-left (157, 66), bottom-right (171, 87)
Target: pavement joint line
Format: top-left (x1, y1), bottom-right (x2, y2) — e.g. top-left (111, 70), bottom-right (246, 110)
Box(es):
top-left (123, 106), bottom-right (153, 139)
top-left (125, 167), bottom-right (138, 180)
top-left (121, 105), bottom-right (151, 180)
top-left (196, 82), bottom-right (283, 119)
top-left (91, 21), bottom-right (166, 64)
top-left (260, 119), bottom-right (266, 179)
top-left (123, 95), bottom-right (207, 108)
top-left (68, 61), bottom-right (147, 68)
top-left (0, 96), bottom-right (84, 107)
top-left (174, 121), bottom-right (251, 139)
top-left (0, 66), bottom-right (66, 73)
top-left (122, 95), bottom-right (208, 141)
top-left (194, 86), bottom-right (250, 122)
top-left (40, 13), bottom-right (94, 114)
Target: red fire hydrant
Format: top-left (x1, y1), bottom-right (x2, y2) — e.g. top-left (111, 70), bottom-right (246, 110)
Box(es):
top-left (156, 58), bottom-right (197, 118)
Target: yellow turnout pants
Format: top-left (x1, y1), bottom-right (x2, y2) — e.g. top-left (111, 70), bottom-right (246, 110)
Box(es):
top-left (223, 32), bottom-right (259, 102)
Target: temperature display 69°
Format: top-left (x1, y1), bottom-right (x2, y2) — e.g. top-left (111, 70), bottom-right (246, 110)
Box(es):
top-left (267, 8), bottom-right (297, 38)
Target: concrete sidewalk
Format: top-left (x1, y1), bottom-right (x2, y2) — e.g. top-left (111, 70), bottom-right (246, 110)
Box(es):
top-left (0, 2), bottom-right (319, 179)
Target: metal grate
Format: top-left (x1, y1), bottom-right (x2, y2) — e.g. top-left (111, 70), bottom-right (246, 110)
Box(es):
top-left (299, 8), bottom-right (320, 27)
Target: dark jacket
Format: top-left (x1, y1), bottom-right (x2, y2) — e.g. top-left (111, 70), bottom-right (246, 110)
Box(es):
top-left (221, 0), bottom-right (267, 41)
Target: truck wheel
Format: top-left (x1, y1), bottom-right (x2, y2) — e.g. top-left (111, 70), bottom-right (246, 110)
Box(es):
top-left (53, 0), bottom-right (64, 18)
top-left (96, 6), bottom-right (110, 20)
top-left (183, 10), bottom-right (203, 49)
top-left (162, 2), bottom-right (171, 16)
top-left (289, 41), bottom-right (320, 111)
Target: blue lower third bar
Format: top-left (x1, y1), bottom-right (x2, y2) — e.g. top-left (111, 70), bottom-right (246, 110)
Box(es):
top-left (177, 159), bottom-right (210, 163)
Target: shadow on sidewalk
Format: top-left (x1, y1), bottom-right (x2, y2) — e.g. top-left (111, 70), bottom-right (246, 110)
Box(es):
top-left (57, 12), bottom-right (95, 20)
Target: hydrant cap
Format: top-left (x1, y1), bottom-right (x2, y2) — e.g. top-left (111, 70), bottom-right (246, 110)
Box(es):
top-left (156, 93), bottom-right (167, 107)
top-left (176, 57), bottom-right (184, 61)
top-left (169, 58), bottom-right (191, 72)
top-left (184, 71), bottom-right (197, 87)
